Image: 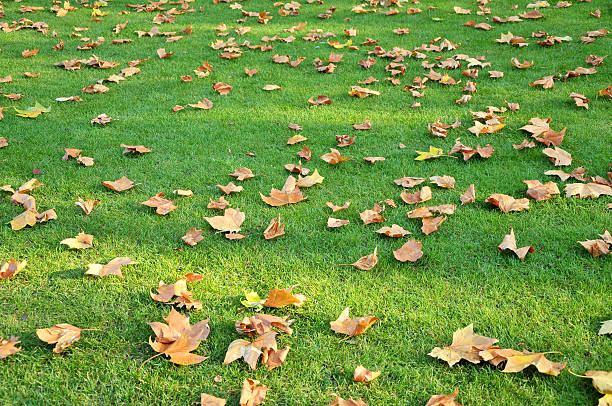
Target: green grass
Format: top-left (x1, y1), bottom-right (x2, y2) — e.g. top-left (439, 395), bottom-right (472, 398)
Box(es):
top-left (0, 0), bottom-right (611, 404)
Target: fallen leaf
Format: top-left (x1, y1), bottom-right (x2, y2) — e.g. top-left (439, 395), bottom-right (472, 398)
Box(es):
top-left (523, 180), bottom-right (560, 201)
top-left (359, 209), bottom-right (385, 225)
top-left (260, 176), bottom-right (306, 206)
top-left (182, 228), bottom-right (204, 246)
top-left (239, 378), bottom-right (267, 406)
top-left (599, 321), bottom-right (612, 335)
top-left (393, 240), bottom-right (423, 262)
top-left (102, 176), bottom-right (136, 192)
top-left (401, 186), bottom-right (432, 204)
top-left (498, 227), bottom-right (534, 260)
top-left (328, 218), bottom-right (350, 228)
top-left (377, 224), bottom-right (410, 238)
top-left (342, 247), bottom-right (378, 270)
top-left (503, 351), bottom-right (567, 376)
top-left (321, 148), bottom-right (351, 164)
top-left (0, 260), bottom-right (27, 279)
top-left (330, 308), bottom-right (378, 336)
top-left (37, 324), bottom-right (82, 353)
top-left (430, 176), bottom-right (455, 189)
top-left (353, 365), bottom-right (381, 382)
top-left (425, 389), bottom-right (462, 406)
top-left (60, 232), bottom-right (94, 249)
top-left (0, 337), bottom-right (21, 359)
top-left (422, 216), bottom-right (447, 235)
top-left (205, 208), bottom-right (245, 232)
top-left (141, 193), bottom-right (177, 215)
top-left (201, 393), bottom-right (226, 406)
top-left (565, 183), bottom-right (612, 198)
top-left (217, 182), bottom-right (244, 195)
top-left (327, 201), bottom-right (350, 212)
top-left (263, 216), bottom-right (285, 240)
top-left (148, 308), bottom-right (210, 365)
top-left (460, 184), bottom-right (476, 204)
top-left (486, 194), bottom-right (530, 213)
top-left (415, 146), bottom-right (444, 161)
top-left (543, 146), bottom-right (572, 166)
top-left (429, 324), bottom-right (498, 366)
top-left (264, 286), bottom-right (306, 308)
top-left (85, 257), bottom-right (137, 278)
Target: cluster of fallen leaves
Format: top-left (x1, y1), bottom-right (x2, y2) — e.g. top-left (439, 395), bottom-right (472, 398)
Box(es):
top-left (1, 0), bottom-right (611, 405)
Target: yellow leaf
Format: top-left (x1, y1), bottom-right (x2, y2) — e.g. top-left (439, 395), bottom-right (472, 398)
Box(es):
top-left (415, 146), bottom-right (443, 161)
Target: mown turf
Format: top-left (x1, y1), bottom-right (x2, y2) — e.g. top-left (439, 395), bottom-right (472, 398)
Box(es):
top-left (0, 0), bottom-right (610, 404)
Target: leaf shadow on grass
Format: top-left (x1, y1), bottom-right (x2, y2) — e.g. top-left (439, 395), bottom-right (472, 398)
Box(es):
top-left (47, 267), bottom-right (88, 280)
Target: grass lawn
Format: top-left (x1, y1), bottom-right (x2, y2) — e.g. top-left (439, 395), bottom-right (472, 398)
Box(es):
top-left (0, 0), bottom-right (611, 404)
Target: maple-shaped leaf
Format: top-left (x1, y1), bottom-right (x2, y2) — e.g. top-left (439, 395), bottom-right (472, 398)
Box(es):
top-left (0, 259), bottom-right (26, 279)
top-left (565, 183), bottom-right (612, 199)
top-left (201, 393), bottom-right (227, 406)
top-left (401, 186), bottom-right (433, 204)
top-left (394, 177), bottom-right (426, 188)
top-left (328, 218), bottom-right (350, 228)
top-left (415, 146), bottom-right (443, 161)
top-left (353, 365), bottom-right (381, 382)
top-left (530, 75), bottom-right (555, 89)
top-left (85, 257), bottom-right (137, 278)
top-left (359, 209), bottom-right (385, 225)
top-left (264, 286), bottom-right (306, 308)
top-left (102, 176), bottom-right (136, 192)
top-left (377, 224), bottom-right (410, 238)
top-left (182, 228), bottom-right (203, 246)
top-left (0, 337), bottom-right (21, 359)
top-left (330, 308), bottom-right (378, 337)
top-left (261, 346), bottom-right (290, 371)
top-left (486, 194), bottom-right (530, 213)
top-left (223, 338), bottom-right (262, 370)
top-left (121, 144), bottom-right (151, 154)
top-left (393, 240), bottom-right (423, 262)
top-left (460, 184), bottom-right (475, 204)
top-left (260, 176), bottom-right (306, 206)
top-left (498, 227), bottom-right (534, 260)
top-left (263, 216), bottom-right (285, 240)
top-left (327, 397), bottom-right (369, 406)
top-left (75, 198), bottom-right (99, 215)
top-left (513, 140), bottom-right (536, 150)
top-left (60, 232), bottom-right (94, 249)
top-left (502, 351), bottom-right (567, 376)
top-left (150, 279), bottom-right (202, 311)
top-left (422, 216), bottom-right (446, 235)
top-left (327, 201), bottom-right (350, 212)
top-left (510, 57), bottom-right (534, 69)
top-left (429, 324), bottom-right (498, 366)
top-left (308, 95), bottom-right (332, 105)
top-left (141, 193), bottom-right (177, 215)
top-left (578, 239), bottom-right (609, 257)
top-left (425, 389), bottom-right (462, 406)
top-left (239, 378), bottom-right (267, 406)
top-left (37, 324), bottom-right (82, 353)
top-left (430, 176), bottom-right (455, 189)
top-left (148, 308), bottom-right (210, 365)
top-left (523, 180), bottom-right (560, 201)
top-left (230, 167), bottom-right (255, 181)
top-left (287, 134), bottom-right (307, 145)
top-left (297, 169), bottom-right (324, 188)
top-left (188, 99), bottom-right (214, 110)
top-left (341, 247), bottom-right (378, 270)
top-left (599, 321), bottom-right (612, 335)
top-left (581, 370), bottom-right (612, 406)
top-left (205, 208), bottom-right (245, 232)
top-left (208, 196), bottom-right (231, 210)
top-left (353, 119), bottom-right (371, 130)
top-left (543, 146), bottom-right (572, 166)
top-left (321, 148), bottom-right (351, 165)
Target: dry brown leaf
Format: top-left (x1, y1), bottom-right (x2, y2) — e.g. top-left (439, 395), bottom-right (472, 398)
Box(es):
top-left (102, 176), bottom-right (136, 192)
top-left (327, 397), bottom-right (369, 406)
top-left (513, 139), bottom-right (536, 150)
top-left (141, 193), bottom-right (177, 215)
top-left (425, 389), bottom-right (462, 406)
top-left (328, 218), bottom-right (350, 228)
top-left (213, 82), bottom-right (232, 95)
top-left (182, 228), bottom-right (203, 246)
top-left (578, 239), bottom-right (609, 257)
top-left (60, 232), bottom-right (94, 249)
top-left (353, 119), bottom-right (372, 130)
top-left (401, 186), bottom-right (432, 204)
top-left (565, 183), bottom-right (612, 198)
top-left (121, 144), bottom-right (151, 154)
top-left (422, 216), bottom-right (447, 235)
top-left (543, 147), bottom-right (572, 166)
top-left (498, 227), bottom-right (534, 260)
top-left (502, 351), bottom-right (567, 376)
top-left (342, 247), bottom-right (378, 270)
top-left (430, 176), bottom-right (455, 189)
top-left (353, 365), bottom-right (381, 382)
top-left (308, 95), bottom-right (332, 105)
top-left (0, 337), bottom-right (21, 359)
top-left (148, 308), bottom-right (210, 365)
top-left (287, 134), bottom-right (307, 145)
top-left (394, 177), bottom-right (426, 188)
top-left (263, 216), bottom-right (285, 240)
top-left (336, 135), bottom-right (356, 147)
top-left (523, 180), bottom-right (560, 201)
top-left (85, 257), bottom-right (137, 278)
top-left (359, 209), bottom-right (385, 225)
top-left (261, 346), bottom-right (290, 370)
top-left (327, 201), bottom-right (350, 212)
top-left (264, 286), bottom-right (306, 308)
top-left (429, 324), bottom-right (498, 366)
top-left (157, 48), bottom-right (174, 59)
top-left (330, 307), bottom-right (378, 337)
top-left (217, 182), bottom-right (244, 195)
top-left (230, 167), bottom-right (255, 181)
top-left (75, 198), bottom-right (99, 215)
top-left (205, 208), bottom-right (245, 232)
top-left (223, 339), bottom-right (261, 370)
top-left (201, 393), bottom-right (227, 406)
top-left (239, 378), bottom-right (267, 406)
top-left (37, 324), bottom-right (82, 353)
top-left (393, 240), bottom-right (423, 262)
top-left (208, 196), bottom-right (231, 210)
top-left (260, 176), bottom-right (306, 206)
top-left (460, 184), bottom-right (476, 204)
top-left (0, 260), bottom-right (26, 279)
top-left (377, 224), bottom-right (410, 238)
top-left (486, 194), bottom-right (530, 213)
top-left (321, 148), bottom-right (351, 165)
